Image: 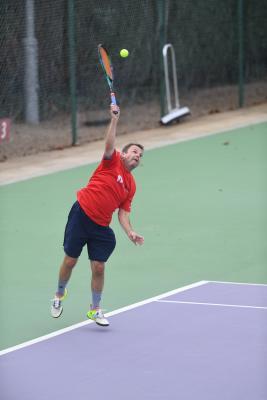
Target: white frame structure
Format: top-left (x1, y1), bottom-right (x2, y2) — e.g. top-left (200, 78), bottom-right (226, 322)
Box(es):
top-left (161, 43), bottom-right (190, 125)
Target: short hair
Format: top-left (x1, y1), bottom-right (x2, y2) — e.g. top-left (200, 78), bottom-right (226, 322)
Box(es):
top-left (122, 143), bottom-right (144, 153)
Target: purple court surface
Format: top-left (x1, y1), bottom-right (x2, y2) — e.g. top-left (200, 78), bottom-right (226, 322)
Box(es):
top-left (1, 281), bottom-right (267, 400)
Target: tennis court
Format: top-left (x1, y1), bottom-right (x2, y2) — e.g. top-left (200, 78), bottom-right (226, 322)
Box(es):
top-left (1, 118), bottom-right (267, 399)
top-left (1, 280), bottom-right (266, 399)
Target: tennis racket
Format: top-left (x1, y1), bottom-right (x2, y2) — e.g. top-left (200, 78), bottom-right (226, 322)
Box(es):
top-left (98, 44), bottom-right (118, 112)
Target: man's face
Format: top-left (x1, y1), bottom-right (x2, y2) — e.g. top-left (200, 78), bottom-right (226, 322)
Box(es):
top-left (121, 145), bottom-right (143, 171)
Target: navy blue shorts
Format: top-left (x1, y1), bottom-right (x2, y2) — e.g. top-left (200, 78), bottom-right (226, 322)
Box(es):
top-left (63, 201), bottom-right (116, 262)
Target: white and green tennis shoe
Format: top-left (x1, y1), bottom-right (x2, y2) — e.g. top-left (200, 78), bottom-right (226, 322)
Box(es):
top-left (51, 289), bottom-right (68, 318)
top-left (87, 307), bottom-right (109, 327)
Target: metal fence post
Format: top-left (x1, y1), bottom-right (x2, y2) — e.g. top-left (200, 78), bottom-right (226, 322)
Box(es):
top-left (24, 0), bottom-right (39, 124)
top-left (157, 0), bottom-right (167, 118)
top-left (68, 0), bottom-right (77, 145)
top-left (238, 0), bottom-right (244, 107)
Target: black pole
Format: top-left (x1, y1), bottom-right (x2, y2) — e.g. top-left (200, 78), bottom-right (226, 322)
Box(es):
top-left (68, 0), bottom-right (77, 145)
top-left (238, 0), bottom-right (244, 107)
top-left (157, 0), bottom-right (167, 118)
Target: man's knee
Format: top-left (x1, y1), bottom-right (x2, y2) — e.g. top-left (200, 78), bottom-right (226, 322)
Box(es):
top-left (91, 260), bottom-right (105, 276)
top-left (64, 255), bottom-right (78, 269)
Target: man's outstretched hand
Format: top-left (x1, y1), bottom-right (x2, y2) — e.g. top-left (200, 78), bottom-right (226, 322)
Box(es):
top-left (110, 104), bottom-right (120, 120)
top-left (128, 231), bottom-right (144, 246)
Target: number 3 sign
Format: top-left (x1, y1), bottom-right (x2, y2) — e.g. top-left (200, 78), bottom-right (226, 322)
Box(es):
top-left (0, 118), bottom-right (11, 142)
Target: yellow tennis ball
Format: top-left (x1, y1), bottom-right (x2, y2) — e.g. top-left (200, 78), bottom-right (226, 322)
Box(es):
top-left (120, 49), bottom-right (129, 58)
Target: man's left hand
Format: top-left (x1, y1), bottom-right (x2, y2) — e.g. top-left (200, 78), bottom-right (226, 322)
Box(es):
top-left (128, 231), bottom-right (144, 245)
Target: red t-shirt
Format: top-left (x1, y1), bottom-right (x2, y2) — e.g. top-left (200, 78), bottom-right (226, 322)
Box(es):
top-left (77, 150), bottom-right (136, 226)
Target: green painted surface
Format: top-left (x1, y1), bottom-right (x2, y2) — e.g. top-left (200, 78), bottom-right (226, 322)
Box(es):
top-left (0, 122), bottom-right (266, 350)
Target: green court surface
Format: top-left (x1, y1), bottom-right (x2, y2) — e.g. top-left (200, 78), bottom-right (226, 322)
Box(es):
top-left (0, 122), bottom-right (266, 350)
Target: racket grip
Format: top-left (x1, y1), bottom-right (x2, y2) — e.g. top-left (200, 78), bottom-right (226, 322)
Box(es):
top-left (110, 92), bottom-right (118, 114)
top-left (110, 92), bottom-right (116, 105)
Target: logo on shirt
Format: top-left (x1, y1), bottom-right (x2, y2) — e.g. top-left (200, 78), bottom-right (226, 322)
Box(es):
top-left (117, 175), bottom-right (123, 184)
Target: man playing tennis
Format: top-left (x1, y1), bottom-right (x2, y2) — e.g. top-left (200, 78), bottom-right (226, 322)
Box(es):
top-left (51, 104), bottom-right (144, 326)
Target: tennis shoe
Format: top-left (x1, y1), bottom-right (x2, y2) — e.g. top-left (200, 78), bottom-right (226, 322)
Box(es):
top-left (87, 307), bottom-right (109, 327)
top-left (51, 288), bottom-right (68, 318)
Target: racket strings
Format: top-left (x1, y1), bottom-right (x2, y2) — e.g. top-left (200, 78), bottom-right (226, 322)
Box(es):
top-left (99, 48), bottom-right (113, 80)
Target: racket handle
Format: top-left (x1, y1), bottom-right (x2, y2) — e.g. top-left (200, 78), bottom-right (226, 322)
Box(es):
top-left (110, 92), bottom-right (116, 105)
top-left (110, 92), bottom-right (118, 114)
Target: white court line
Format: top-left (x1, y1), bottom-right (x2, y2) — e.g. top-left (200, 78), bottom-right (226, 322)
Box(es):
top-left (156, 300), bottom-right (267, 310)
top-left (0, 280), bottom-right (208, 357)
top-left (208, 280), bottom-right (267, 287)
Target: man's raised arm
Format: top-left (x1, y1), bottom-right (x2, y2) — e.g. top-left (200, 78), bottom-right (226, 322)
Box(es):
top-left (103, 104), bottom-right (120, 159)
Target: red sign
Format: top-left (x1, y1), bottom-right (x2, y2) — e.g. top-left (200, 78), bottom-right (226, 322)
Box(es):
top-left (0, 118), bottom-right (11, 142)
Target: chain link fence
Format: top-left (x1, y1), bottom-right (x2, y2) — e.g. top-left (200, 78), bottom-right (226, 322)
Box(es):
top-left (0, 0), bottom-right (266, 158)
